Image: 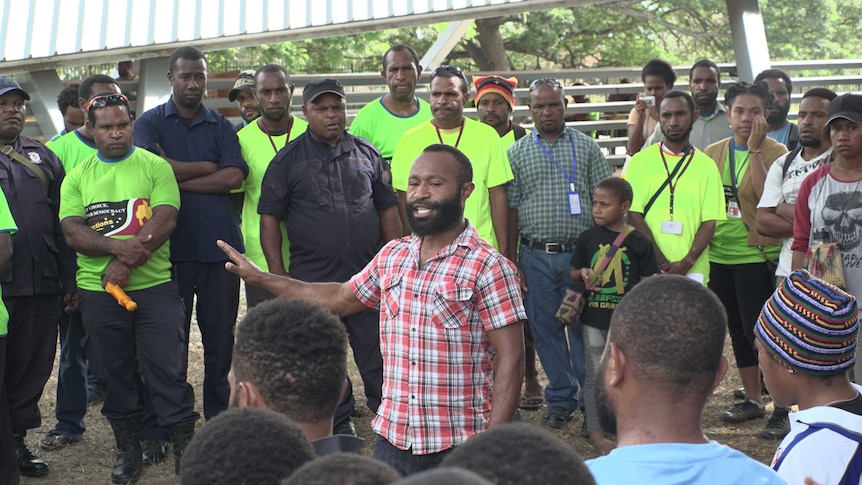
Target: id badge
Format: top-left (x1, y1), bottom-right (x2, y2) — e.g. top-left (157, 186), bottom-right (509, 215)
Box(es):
top-left (661, 220), bottom-right (682, 235)
top-left (727, 201), bottom-right (741, 218)
top-left (568, 191), bottom-right (582, 215)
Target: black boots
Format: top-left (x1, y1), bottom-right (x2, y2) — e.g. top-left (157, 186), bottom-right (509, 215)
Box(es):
top-left (109, 419), bottom-right (142, 484)
top-left (168, 422), bottom-right (195, 475)
top-left (14, 432), bottom-right (49, 477)
top-left (141, 439), bottom-right (169, 465)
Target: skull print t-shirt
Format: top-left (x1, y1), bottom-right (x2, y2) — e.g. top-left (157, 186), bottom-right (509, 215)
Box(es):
top-left (792, 163), bottom-right (862, 298)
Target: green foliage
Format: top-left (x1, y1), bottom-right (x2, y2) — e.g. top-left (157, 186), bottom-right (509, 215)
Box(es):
top-left (200, 0), bottom-right (858, 75)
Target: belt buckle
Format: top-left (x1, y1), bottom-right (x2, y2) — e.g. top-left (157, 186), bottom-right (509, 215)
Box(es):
top-left (544, 243), bottom-right (563, 254)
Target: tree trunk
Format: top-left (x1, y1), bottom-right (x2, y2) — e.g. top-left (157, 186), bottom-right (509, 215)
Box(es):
top-left (472, 18), bottom-right (511, 71)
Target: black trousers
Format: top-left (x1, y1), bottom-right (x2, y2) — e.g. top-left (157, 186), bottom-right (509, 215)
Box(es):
top-left (333, 307), bottom-right (384, 427)
top-left (0, 338), bottom-right (20, 484)
top-left (4, 295), bottom-right (59, 432)
top-left (174, 262), bottom-right (239, 419)
top-left (78, 283), bottom-right (198, 426)
top-left (709, 262), bottom-right (775, 369)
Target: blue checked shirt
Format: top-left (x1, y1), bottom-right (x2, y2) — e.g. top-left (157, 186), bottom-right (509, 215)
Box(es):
top-left (507, 127), bottom-right (611, 243)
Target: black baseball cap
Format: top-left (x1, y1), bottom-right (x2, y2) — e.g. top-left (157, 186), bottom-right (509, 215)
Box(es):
top-left (302, 79), bottom-right (345, 104)
top-left (827, 93), bottom-right (862, 126)
top-left (228, 70), bottom-right (256, 102)
top-left (0, 75), bottom-right (30, 100)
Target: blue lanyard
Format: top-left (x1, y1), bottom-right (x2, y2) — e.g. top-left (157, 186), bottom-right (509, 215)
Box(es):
top-left (728, 139), bottom-right (749, 191)
top-left (533, 130), bottom-right (577, 192)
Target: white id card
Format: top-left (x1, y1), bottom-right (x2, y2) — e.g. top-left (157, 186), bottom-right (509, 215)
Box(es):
top-left (727, 201), bottom-right (741, 218)
top-left (686, 273), bottom-right (704, 284)
top-left (568, 191), bottom-right (582, 215)
top-left (661, 220), bottom-right (682, 235)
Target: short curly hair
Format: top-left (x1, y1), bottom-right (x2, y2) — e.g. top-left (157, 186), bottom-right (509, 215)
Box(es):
top-left (441, 423), bottom-right (596, 485)
top-left (281, 453), bottom-right (400, 485)
top-left (56, 84), bottom-right (80, 115)
top-left (180, 407), bottom-right (314, 485)
top-left (232, 298), bottom-right (348, 422)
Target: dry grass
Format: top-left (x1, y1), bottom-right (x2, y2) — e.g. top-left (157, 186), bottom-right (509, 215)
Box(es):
top-left (21, 287), bottom-right (778, 484)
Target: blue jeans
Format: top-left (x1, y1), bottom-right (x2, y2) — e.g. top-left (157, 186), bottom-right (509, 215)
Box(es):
top-left (372, 435), bottom-right (451, 477)
top-left (518, 244), bottom-right (584, 412)
top-left (49, 307), bottom-right (87, 439)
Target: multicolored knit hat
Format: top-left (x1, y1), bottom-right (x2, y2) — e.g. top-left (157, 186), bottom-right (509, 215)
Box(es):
top-left (755, 269), bottom-right (858, 375)
top-left (473, 75), bottom-right (517, 110)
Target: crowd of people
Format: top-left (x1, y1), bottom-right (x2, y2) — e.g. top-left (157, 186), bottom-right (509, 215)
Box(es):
top-left (0, 42), bottom-right (859, 485)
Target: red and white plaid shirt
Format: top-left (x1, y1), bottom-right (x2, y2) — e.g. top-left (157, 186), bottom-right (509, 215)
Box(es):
top-left (350, 222), bottom-right (526, 455)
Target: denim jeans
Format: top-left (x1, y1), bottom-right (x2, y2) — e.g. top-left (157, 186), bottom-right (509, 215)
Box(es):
top-left (49, 307), bottom-right (87, 439)
top-left (518, 244), bottom-right (584, 412)
top-left (372, 435), bottom-right (451, 477)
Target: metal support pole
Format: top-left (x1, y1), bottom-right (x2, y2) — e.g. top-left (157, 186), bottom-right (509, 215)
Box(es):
top-left (726, 0), bottom-right (771, 82)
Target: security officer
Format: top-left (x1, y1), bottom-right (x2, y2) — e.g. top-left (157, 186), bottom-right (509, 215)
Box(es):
top-left (0, 74), bottom-right (75, 478)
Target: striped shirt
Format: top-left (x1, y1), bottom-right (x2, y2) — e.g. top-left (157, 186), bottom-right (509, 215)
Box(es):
top-left (507, 127), bottom-right (611, 243)
top-left (349, 222), bottom-right (526, 454)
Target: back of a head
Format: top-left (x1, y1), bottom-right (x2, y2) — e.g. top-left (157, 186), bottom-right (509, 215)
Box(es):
top-left (180, 407), bottom-right (314, 485)
top-left (608, 275), bottom-right (727, 395)
top-left (232, 298), bottom-right (348, 422)
top-left (440, 423), bottom-right (596, 485)
top-left (394, 468), bottom-right (494, 485)
top-left (282, 453), bottom-right (400, 485)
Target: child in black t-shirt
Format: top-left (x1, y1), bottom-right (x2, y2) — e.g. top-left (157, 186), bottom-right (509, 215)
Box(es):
top-left (570, 176), bottom-right (659, 455)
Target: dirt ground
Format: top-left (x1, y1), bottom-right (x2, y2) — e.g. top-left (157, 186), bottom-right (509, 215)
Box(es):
top-left (20, 290), bottom-right (780, 484)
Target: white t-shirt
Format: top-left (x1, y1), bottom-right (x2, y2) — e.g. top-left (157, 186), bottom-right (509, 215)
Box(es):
top-left (770, 384), bottom-right (862, 484)
top-left (757, 148), bottom-right (832, 277)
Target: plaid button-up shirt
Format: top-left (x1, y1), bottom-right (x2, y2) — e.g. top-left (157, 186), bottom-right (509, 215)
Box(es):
top-left (349, 222), bottom-right (526, 454)
top-left (507, 127), bottom-right (611, 243)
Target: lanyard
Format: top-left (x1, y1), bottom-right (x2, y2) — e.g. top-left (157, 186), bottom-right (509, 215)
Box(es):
top-left (431, 119), bottom-right (464, 148)
top-left (533, 130), bottom-right (577, 192)
top-left (258, 117), bottom-right (294, 155)
top-left (728, 139), bottom-right (749, 192)
top-left (658, 144), bottom-right (693, 220)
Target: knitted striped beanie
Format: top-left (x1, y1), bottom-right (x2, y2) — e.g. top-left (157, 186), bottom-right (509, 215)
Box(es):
top-left (755, 269), bottom-right (859, 375)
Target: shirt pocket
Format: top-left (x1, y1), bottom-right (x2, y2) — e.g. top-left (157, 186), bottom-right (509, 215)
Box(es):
top-left (432, 282), bottom-right (474, 329)
top-left (344, 159), bottom-right (374, 207)
top-left (380, 274), bottom-right (402, 319)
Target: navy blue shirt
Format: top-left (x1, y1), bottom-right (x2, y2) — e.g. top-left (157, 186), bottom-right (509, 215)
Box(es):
top-left (257, 130), bottom-right (397, 282)
top-left (0, 136), bottom-right (76, 296)
top-left (134, 98), bottom-right (248, 262)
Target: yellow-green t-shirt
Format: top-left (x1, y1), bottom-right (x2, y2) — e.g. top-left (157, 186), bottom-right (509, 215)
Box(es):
top-left (59, 147), bottom-right (180, 292)
top-left (625, 144), bottom-right (726, 284)
top-left (499, 126), bottom-right (530, 149)
top-left (237, 117), bottom-right (308, 271)
top-left (390, 118), bottom-right (514, 249)
top-left (710, 148), bottom-right (781, 264)
top-left (46, 130), bottom-right (98, 174)
top-left (349, 97), bottom-right (432, 160)
top-left (0, 190), bottom-right (17, 336)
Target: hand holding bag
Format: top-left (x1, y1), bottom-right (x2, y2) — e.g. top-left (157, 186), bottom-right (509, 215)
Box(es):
top-left (557, 227), bottom-right (633, 326)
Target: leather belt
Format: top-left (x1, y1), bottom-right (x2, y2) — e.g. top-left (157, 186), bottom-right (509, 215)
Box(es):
top-left (521, 237), bottom-right (573, 254)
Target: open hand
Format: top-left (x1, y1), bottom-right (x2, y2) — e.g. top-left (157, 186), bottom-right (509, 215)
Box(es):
top-left (748, 115), bottom-right (767, 151)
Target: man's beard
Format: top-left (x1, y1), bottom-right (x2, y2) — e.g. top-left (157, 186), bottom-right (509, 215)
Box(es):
top-left (767, 103), bottom-right (790, 126)
top-left (799, 136), bottom-right (822, 148)
top-left (660, 123), bottom-right (694, 144)
top-left (406, 192), bottom-right (463, 237)
top-left (596, 360), bottom-right (618, 436)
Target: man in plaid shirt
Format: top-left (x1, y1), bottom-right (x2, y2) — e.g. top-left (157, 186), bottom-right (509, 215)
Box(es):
top-left (219, 144), bottom-right (526, 476)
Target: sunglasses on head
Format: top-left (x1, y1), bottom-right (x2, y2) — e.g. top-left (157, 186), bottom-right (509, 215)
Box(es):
top-left (85, 93), bottom-right (130, 111)
top-left (529, 78), bottom-right (564, 91)
top-left (431, 65), bottom-right (468, 84)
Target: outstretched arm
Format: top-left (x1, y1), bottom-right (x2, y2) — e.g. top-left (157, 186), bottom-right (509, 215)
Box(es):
top-left (218, 240), bottom-right (367, 317)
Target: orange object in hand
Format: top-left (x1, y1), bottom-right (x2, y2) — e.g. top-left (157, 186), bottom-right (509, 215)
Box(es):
top-left (104, 282), bottom-right (138, 312)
